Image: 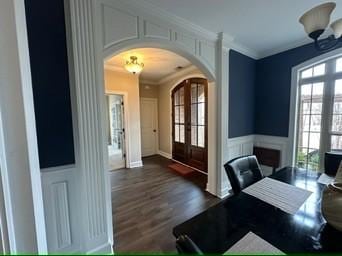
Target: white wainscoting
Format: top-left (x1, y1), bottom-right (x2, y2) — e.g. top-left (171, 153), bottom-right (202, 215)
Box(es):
top-left (254, 135), bottom-right (290, 176)
top-left (41, 166), bottom-right (80, 253)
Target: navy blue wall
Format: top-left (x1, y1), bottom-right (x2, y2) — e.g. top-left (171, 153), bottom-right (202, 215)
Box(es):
top-left (229, 50), bottom-right (256, 138)
top-left (255, 42), bottom-right (342, 137)
top-left (25, 0), bottom-right (75, 168)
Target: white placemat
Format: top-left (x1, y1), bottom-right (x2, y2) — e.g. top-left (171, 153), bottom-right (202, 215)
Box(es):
top-left (243, 177), bottom-right (312, 215)
top-left (317, 173), bottom-right (334, 185)
top-left (225, 232), bottom-right (284, 254)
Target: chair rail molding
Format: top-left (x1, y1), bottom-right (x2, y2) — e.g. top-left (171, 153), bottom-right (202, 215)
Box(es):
top-left (51, 0), bottom-right (233, 253)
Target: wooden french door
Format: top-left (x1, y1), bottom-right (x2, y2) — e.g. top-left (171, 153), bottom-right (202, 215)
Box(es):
top-left (172, 78), bottom-right (208, 172)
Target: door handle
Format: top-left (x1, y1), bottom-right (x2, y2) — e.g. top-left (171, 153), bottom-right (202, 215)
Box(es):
top-left (153, 129), bottom-right (157, 132)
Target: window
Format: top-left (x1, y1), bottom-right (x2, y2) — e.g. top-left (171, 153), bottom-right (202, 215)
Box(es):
top-left (296, 56), bottom-right (342, 171)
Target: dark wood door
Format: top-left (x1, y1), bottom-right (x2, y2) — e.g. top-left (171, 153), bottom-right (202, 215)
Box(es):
top-left (172, 78), bottom-right (208, 172)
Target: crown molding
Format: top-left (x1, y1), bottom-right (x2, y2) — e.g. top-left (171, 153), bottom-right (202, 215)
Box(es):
top-left (139, 79), bottom-right (159, 85)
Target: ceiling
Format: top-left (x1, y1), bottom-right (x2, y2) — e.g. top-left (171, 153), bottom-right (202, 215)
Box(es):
top-left (143, 0), bottom-right (342, 57)
top-left (105, 48), bottom-right (191, 82)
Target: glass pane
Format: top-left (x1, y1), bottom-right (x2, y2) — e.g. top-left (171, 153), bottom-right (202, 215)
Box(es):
top-left (191, 126), bottom-right (197, 146)
top-left (198, 103), bottom-right (205, 125)
top-left (309, 132), bottom-right (320, 149)
top-left (301, 102), bottom-right (311, 114)
top-left (174, 90), bottom-right (179, 105)
top-left (198, 126), bottom-right (205, 148)
top-left (191, 104), bottom-right (197, 125)
top-left (333, 80), bottom-right (342, 114)
top-left (174, 106), bottom-right (180, 123)
top-left (331, 135), bottom-right (342, 150)
top-left (179, 125), bottom-right (185, 143)
top-left (179, 87), bottom-right (184, 105)
top-left (310, 115), bottom-right (321, 132)
top-left (336, 57), bottom-right (342, 73)
top-left (301, 68), bottom-right (313, 79)
top-left (313, 63), bottom-right (325, 76)
top-left (297, 147), bottom-right (308, 168)
top-left (301, 84), bottom-right (312, 97)
top-left (301, 132), bottom-right (309, 148)
top-left (308, 148), bottom-right (319, 171)
top-left (332, 115), bottom-right (342, 132)
top-left (311, 103), bottom-right (322, 114)
top-left (191, 83), bottom-right (197, 103)
top-left (175, 124), bottom-right (179, 142)
top-left (302, 115), bottom-right (310, 131)
top-left (312, 82), bottom-right (324, 96)
top-left (179, 106), bottom-right (184, 123)
top-left (198, 84), bottom-right (205, 102)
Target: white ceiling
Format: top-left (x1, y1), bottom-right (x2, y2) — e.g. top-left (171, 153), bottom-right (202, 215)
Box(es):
top-left (143, 0), bottom-right (342, 58)
top-left (105, 48), bottom-right (191, 82)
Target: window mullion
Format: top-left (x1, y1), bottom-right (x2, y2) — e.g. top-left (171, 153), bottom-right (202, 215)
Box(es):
top-left (319, 59), bottom-right (335, 171)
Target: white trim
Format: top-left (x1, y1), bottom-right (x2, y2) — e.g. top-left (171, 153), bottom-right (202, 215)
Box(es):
top-left (140, 98), bottom-right (159, 157)
top-left (41, 164), bottom-right (76, 173)
top-left (105, 90), bottom-right (130, 169)
top-left (129, 161), bottom-right (143, 168)
top-left (14, 0), bottom-right (48, 251)
top-left (158, 150), bottom-right (172, 159)
top-left (86, 242), bottom-right (112, 254)
top-left (288, 48), bottom-right (342, 167)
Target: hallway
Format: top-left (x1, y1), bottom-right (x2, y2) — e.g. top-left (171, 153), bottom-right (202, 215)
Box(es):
top-left (110, 155), bottom-right (220, 252)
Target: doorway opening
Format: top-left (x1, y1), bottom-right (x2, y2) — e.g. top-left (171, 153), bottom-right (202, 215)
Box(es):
top-left (102, 47), bottom-right (217, 252)
top-left (106, 94), bottom-right (126, 170)
top-left (172, 78), bottom-right (208, 172)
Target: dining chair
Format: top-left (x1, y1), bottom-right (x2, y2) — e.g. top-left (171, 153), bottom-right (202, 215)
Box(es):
top-left (176, 235), bottom-right (203, 254)
top-left (224, 155), bottom-right (264, 195)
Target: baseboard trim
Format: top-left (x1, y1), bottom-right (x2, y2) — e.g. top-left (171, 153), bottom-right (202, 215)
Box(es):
top-left (158, 150), bottom-right (172, 159)
top-left (218, 186), bottom-right (232, 199)
top-left (86, 242), bottom-right (113, 254)
top-left (129, 161), bottom-right (143, 168)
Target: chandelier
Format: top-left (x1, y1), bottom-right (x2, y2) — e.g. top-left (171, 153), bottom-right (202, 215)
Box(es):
top-left (124, 56), bottom-right (144, 74)
top-left (299, 2), bottom-right (342, 52)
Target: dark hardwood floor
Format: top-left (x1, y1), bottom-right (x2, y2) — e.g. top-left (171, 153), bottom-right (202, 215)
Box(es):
top-left (110, 155), bottom-right (220, 253)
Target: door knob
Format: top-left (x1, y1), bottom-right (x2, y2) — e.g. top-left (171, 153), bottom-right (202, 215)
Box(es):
top-left (153, 129), bottom-right (157, 132)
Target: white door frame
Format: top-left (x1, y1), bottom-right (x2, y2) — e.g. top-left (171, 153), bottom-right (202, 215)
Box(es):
top-left (105, 90), bottom-right (130, 169)
top-left (140, 97), bottom-right (159, 157)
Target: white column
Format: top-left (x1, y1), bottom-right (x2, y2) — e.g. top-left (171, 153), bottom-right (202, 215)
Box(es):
top-left (67, 0), bottom-right (113, 253)
top-left (216, 33), bottom-right (231, 198)
top-left (0, 0), bottom-right (47, 253)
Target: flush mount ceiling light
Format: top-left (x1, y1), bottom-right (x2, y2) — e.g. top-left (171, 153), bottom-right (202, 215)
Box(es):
top-left (299, 2), bottom-right (342, 52)
top-left (124, 56), bottom-right (144, 74)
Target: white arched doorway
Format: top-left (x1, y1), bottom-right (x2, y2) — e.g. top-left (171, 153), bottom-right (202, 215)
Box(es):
top-left (57, 0), bottom-right (230, 253)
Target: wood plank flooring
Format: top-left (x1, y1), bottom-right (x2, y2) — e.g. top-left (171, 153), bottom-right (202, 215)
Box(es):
top-left (111, 155), bottom-right (220, 253)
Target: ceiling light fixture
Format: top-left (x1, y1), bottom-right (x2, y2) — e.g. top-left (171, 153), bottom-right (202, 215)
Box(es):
top-left (124, 56), bottom-right (144, 74)
top-left (299, 2), bottom-right (342, 52)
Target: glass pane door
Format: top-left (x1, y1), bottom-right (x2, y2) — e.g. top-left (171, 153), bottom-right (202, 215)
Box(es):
top-left (174, 86), bottom-right (185, 143)
top-left (190, 83), bottom-right (206, 148)
top-left (296, 82), bottom-right (324, 171)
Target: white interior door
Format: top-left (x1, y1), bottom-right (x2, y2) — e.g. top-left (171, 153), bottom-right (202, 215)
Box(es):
top-left (140, 98), bottom-right (158, 157)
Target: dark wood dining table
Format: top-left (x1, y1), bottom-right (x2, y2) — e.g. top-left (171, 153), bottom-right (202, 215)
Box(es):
top-left (173, 167), bottom-right (342, 253)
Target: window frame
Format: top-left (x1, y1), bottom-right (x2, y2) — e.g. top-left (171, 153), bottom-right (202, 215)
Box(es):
top-left (295, 56), bottom-right (342, 170)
